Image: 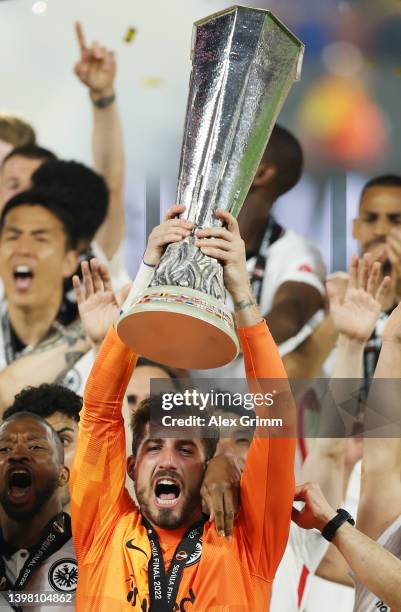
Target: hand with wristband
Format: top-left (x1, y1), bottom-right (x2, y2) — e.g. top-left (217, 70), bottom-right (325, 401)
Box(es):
top-left (291, 482), bottom-right (354, 539)
top-left (293, 482), bottom-right (401, 611)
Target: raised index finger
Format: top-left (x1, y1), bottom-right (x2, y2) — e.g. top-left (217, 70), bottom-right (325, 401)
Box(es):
top-left (74, 21), bottom-right (87, 53)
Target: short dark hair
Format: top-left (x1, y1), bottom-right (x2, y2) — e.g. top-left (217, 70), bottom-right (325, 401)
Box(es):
top-left (3, 383), bottom-right (82, 423)
top-left (0, 115), bottom-right (36, 149)
top-left (262, 124), bottom-right (303, 198)
top-left (2, 144), bottom-right (56, 167)
top-left (361, 174), bottom-right (401, 198)
top-left (1, 411), bottom-right (64, 463)
top-left (0, 188), bottom-right (78, 249)
top-left (31, 160), bottom-right (109, 244)
top-left (130, 394), bottom-right (218, 460)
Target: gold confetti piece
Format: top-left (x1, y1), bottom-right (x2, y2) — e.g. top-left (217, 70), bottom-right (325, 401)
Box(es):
top-left (392, 67), bottom-right (401, 76)
top-left (124, 27), bottom-right (137, 43)
top-left (139, 77), bottom-right (163, 88)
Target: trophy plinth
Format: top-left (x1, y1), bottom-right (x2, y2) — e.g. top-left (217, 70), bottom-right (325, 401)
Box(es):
top-left (116, 5), bottom-right (304, 369)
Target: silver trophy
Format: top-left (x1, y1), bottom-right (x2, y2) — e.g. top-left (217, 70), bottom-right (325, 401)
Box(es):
top-left (117, 5), bottom-right (304, 369)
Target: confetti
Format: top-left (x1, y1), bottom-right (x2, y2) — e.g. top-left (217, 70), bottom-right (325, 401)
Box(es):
top-left (124, 27), bottom-right (137, 44)
top-left (139, 77), bottom-right (163, 88)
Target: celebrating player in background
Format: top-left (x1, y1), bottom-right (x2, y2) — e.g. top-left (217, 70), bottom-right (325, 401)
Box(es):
top-left (3, 384), bottom-right (82, 514)
top-left (0, 413), bottom-right (76, 608)
top-left (0, 22), bottom-right (127, 280)
top-left (292, 256), bottom-right (401, 612)
top-left (284, 174), bottom-right (401, 380)
top-left (71, 210), bottom-right (295, 610)
top-left (238, 125), bottom-right (326, 346)
top-left (270, 254), bottom-right (390, 611)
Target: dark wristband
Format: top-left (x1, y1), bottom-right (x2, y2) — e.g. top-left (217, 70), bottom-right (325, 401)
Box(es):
top-left (92, 93), bottom-right (116, 108)
top-left (322, 508), bottom-right (355, 542)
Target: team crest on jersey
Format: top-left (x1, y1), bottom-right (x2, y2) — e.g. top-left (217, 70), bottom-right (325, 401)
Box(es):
top-left (185, 540), bottom-right (202, 567)
top-left (48, 558), bottom-right (78, 593)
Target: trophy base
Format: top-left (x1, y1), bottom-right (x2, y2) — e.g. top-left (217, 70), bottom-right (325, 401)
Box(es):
top-left (116, 286), bottom-right (239, 369)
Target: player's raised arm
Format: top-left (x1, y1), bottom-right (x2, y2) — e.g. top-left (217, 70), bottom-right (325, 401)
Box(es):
top-left (196, 210), bottom-right (295, 579)
top-left (74, 21), bottom-right (124, 261)
top-left (358, 298), bottom-right (401, 541)
top-left (70, 259), bottom-right (137, 562)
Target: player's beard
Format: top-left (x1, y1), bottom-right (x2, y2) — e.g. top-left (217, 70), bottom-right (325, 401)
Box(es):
top-left (135, 483), bottom-right (202, 529)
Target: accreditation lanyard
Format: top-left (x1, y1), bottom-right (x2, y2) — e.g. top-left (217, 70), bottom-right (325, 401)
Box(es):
top-left (0, 513), bottom-right (72, 612)
top-left (142, 517), bottom-right (205, 612)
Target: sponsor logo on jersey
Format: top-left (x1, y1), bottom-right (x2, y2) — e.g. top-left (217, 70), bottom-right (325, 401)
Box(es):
top-left (126, 539), bottom-right (149, 559)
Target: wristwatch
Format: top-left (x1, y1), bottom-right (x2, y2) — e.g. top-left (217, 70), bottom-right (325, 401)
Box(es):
top-left (322, 508), bottom-right (355, 542)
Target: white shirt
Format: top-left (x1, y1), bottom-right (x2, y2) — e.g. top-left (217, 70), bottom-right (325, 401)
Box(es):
top-left (1, 538), bottom-right (76, 612)
top-left (249, 229), bottom-right (326, 317)
top-left (271, 525), bottom-right (329, 612)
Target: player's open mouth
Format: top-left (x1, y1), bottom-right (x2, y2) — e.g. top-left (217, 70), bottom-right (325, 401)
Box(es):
top-left (7, 468), bottom-right (33, 503)
top-left (154, 478), bottom-right (182, 508)
top-left (13, 265), bottom-right (34, 292)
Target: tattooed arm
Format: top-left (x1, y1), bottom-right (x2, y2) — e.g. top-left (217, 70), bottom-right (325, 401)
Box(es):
top-left (0, 321), bottom-right (90, 415)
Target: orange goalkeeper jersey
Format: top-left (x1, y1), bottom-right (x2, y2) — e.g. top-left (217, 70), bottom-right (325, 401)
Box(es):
top-left (71, 321), bottom-right (295, 611)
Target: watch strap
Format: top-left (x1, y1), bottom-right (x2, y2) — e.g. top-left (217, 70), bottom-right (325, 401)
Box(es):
top-left (322, 508), bottom-right (355, 542)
